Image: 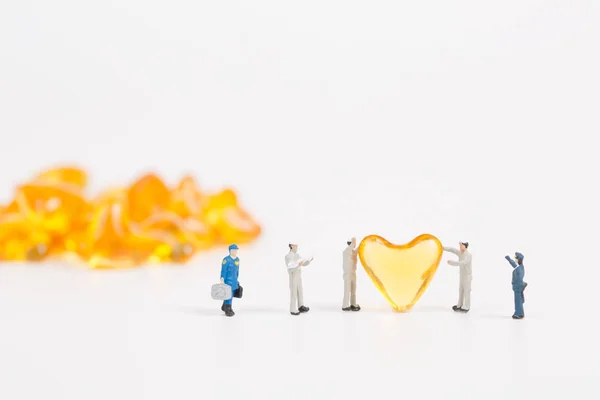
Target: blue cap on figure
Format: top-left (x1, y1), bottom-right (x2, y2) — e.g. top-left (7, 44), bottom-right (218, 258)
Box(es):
top-left (229, 244), bottom-right (239, 251)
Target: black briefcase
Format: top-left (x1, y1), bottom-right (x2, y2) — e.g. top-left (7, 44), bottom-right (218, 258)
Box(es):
top-left (233, 285), bottom-right (243, 298)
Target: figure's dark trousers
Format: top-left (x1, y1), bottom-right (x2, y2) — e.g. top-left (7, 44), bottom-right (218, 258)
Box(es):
top-left (513, 290), bottom-right (524, 316)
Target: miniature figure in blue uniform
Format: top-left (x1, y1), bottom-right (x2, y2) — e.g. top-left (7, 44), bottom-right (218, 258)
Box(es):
top-left (220, 244), bottom-right (240, 317)
top-left (504, 252), bottom-right (527, 319)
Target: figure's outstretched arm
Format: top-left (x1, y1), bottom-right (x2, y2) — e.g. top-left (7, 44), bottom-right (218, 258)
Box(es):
top-left (504, 255), bottom-right (517, 268)
top-left (443, 246), bottom-right (460, 256)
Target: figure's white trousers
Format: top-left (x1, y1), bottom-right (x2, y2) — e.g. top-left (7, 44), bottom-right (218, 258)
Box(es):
top-left (457, 276), bottom-right (472, 310)
top-left (342, 275), bottom-right (357, 308)
top-left (288, 268), bottom-right (304, 313)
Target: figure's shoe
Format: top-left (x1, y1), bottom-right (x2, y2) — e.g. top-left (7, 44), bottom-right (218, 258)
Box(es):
top-left (342, 307), bottom-right (352, 311)
top-left (458, 308), bottom-right (469, 313)
top-left (225, 305), bottom-right (235, 317)
top-left (298, 306), bottom-right (310, 313)
top-left (350, 305), bottom-right (361, 311)
top-left (512, 315), bottom-right (524, 319)
top-left (221, 303), bottom-right (226, 312)
top-left (291, 311), bottom-right (300, 316)
top-left (452, 305), bottom-right (460, 311)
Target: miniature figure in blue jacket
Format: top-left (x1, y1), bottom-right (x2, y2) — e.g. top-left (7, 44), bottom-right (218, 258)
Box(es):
top-left (504, 252), bottom-right (527, 319)
top-left (220, 244), bottom-right (240, 317)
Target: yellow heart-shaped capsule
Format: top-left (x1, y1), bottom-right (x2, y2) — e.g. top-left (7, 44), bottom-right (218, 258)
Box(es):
top-left (358, 234), bottom-right (443, 312)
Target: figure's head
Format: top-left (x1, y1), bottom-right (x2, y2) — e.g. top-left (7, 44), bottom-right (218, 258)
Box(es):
top-left (515, 252), bottom-right (524, 264)
top-left (289, 243), bottom-right (298, 252)
top-left (228, 244), bottom-right (239, 258)
top-left (459, 242), bottom-right (469, 252)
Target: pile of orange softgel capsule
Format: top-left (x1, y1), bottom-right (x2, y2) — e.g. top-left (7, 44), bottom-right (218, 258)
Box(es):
top-left (0, 167), bottom-right (261, 269)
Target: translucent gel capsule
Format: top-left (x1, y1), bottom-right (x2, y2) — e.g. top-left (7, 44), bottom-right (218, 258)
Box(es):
top-left (169, 175), bottom-right (207, 218)
top-left (34, 166), bottom-right (88, 188)
top-left (126, 175), bottom-right (208, 263)
top-left (2, 200), bottom-right (19, 214)
top-left (126, 173), bottom-right (171, 223)
top-left (203, 188), bottom-right (261, 244)
top-left (77, 185), bottom-right (206, 267)
top-left (93, 187), bottom-right (127, 206)
top-left (358, 234), bottom-right (443, 312)
top-left (74, 189), bottom-right (148, 268)
top-left (15, 181), bottom-right (89, 236)
top-left (0, 211), bottom-right (51, 261)
top-left (0, 168), bottom-right (263, 269)
top-left (129, 210), bottom-right (215, 263)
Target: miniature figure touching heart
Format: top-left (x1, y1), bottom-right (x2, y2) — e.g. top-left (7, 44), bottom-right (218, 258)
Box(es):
top-left (358, 234), bottom-right (443, 312)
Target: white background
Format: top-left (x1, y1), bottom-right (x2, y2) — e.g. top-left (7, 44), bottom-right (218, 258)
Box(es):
top-left (1, 1), bottom-right (599, 399)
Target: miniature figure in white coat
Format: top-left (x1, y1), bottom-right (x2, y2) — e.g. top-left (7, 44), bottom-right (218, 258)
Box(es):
top-left (285, 242), bottom-right (313, 316)
top-left (342, 237), bottom-right (360, 311)
top-left (443, 241), bottom-right (472, 313)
